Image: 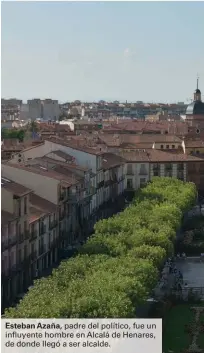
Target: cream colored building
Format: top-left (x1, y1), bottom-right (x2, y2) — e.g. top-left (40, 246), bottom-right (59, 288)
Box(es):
top-left (1, 177), bottom-right (32, 307)
top-left (8, 138), bottom-right (104, 212)
top-left (1, 175), bottom-right (61, 309)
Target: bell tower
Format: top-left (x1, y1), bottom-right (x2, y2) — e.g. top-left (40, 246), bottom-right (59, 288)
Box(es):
top-left (194, 76), bottom-right (201, 101)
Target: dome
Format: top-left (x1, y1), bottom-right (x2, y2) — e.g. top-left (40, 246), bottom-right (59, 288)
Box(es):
top-left (186, 100), bottom-right (204, 115)
top-left (195, 88), bottom-right (201, 94)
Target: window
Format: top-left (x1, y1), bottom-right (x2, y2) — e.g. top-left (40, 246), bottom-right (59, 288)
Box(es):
top-left (165, 163), bottom-right (172, 169)
top-left (24, 198), bottom-right (27, 214)
top-left (196, 151), bottom-right (200, 155)
top-left (153, 163), bottom-right (159, 169)
top-left (24, 245), bottom-right (27, 257)
top-left (166, 145), bottom-right (169, 149)
top-left (18, 223), bottom-right (21, 236)
top-left (127, 164), bottom-right (133, 174)
top-left (17, 200), bottom-right (21, 217)
top-left (177, 163), bottom-right (184, 170)
top-left (31, 224), bottom-right (35, 235)
top-left (18, 249), bottom-right (22, 263)
top-left (196, 129), bottom-right (200, 134)
top-left (140, 178), bottom-right (146, 187)
top-left (31, 243), bottom-right (35, 254)
top-left (161, 145), bottom-right (164, 149)
top-left (127, 179), bottom-right (133, 189)
top-left (172, 145), bottom-right (175, 149)
top-left (139, 164), bottom-right (148, 175)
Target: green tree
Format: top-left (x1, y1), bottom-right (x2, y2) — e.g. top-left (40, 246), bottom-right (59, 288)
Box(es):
top-left (17, 130), bottom-right (25, 142)
top-left (5, 178), bottom-right (197, 318)
top-left (128, 245), bottom-right (166, 268)
top-left (29, 121), bottom-right (39, 133)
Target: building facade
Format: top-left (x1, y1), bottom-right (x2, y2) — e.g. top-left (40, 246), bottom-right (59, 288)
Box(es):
top-left (28, 99), bottom-right (42, 121)
top-left (186, 80), bottom-right (204, 129)
top-left (42, 99), bottom-right (60, 121)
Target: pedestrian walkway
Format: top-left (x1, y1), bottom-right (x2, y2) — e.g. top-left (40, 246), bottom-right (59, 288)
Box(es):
top-left (175, 257), bottom-right (204, 288)
top-left (153, 257), bottom-right (204, 300)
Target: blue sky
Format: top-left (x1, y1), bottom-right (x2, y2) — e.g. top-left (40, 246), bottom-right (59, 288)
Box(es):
top-left (1, 1), bottom-right (204, 103)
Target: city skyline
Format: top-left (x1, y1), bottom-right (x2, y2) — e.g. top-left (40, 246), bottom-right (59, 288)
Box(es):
top-left (1, 1), bottom-right (204, 103)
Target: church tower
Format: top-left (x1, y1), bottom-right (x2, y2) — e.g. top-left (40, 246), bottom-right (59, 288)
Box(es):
top-left (186, 77), bottom-right (204, 129)
top-left (194, 77), bottom-right (202, 101)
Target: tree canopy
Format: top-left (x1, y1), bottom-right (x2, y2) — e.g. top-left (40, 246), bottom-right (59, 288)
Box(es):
top-left (5, 177), bottom-right (197, 318)
top-left (2, 128), bottom-right (25, 142)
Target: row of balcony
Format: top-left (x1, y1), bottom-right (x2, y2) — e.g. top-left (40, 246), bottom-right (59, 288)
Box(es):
top-left (153, 171), bottom-right (184, 177)
top-left (2, 251), bottom-right (38, 279)
top-left (127, 164), bottom-right (185, 175)
top-left (103, 176), bottom-right (125, 188)
top-left (2, 220), bottom-right (67, 252)
top-left (59, 187), bottom-right (97, 204)
top-left (1, 236), bottom-right (18, 251)
top-left (2, 232), bottom-right (68, 279)
top-left (127, 168), bottom-right (148, 175)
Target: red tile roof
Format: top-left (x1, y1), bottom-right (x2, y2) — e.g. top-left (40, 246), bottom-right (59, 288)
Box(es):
top-left (1, 177), bottom-right (32, 196)
top-left (98, 133), bottom-right (182, 147)
top-left (2, 163), bottom-right (78, 187)
top-left (45, 137), bottom-right (103, 155)
top-left (184, 139), bottom-right (204, 148)
top-left (102, 153), bottom-right (126, 169)
top-left (120, 149), bottom-right (204, 162)
top-left (48, 150), bottom-right (74, 161)
top-left (29, 207), bottom-right (46, 224)
top-left (103, 121), bottom-right (188, 135)
top-left (37, 156), bottom-right (90, 172)
top-left (30, 194), bottom-right (56, 214)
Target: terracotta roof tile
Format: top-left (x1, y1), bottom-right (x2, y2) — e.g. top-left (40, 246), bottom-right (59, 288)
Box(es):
top-left (30, 194), bottom-right (56, 214)
top-left (120, 142), bottom-right (153, 149)
top-left (2, 163), bottom-right (77, 187)
top-left (98, 133), bottom-right (182, 147)
top-left (103, 121), bottom-right (188, 135)
top-left (46, 137), bottom-right (103, 155)
top-left (1, 177), bottom-right (32, 196)
top-left (102, 153), bottom-right (126, 169)
top-left (29, 207), bottom-right (46, 224)
top-left (21, 142), bottom-right (44, 152)
top-left (120, 149), bottom-right (204, 163)
top-left (49, 150), bottom-right (74, 161)
top-left (184, 139), bottom-right (204, 148)
top-left (37, 156), bottom-right (90, 172)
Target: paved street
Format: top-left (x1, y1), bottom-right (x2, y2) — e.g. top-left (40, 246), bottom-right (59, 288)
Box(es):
top-left (176, 257), bottom-right (204, 287)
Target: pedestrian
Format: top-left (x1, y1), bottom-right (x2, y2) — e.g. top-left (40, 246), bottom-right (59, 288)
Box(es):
top-left (178, 282), bottom-right (182, 291)
top-left (179, 271), bottom-right (183, 283)
top-left (182, 282), bottom-right (188, 300)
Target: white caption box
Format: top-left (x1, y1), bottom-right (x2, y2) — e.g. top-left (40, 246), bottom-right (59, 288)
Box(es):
top-left (1, 319), bottom-right (162, 353)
